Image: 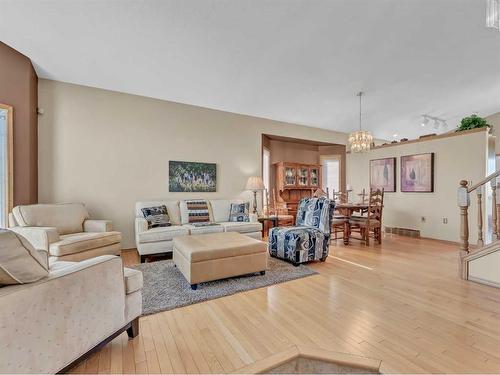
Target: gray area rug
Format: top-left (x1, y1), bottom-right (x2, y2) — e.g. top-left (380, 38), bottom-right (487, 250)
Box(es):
top-left (132, 257), bottom-right (318, 315)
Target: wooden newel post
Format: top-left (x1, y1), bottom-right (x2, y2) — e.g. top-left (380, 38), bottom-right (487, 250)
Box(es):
top-left (457, 180), bottom-right (470, 279)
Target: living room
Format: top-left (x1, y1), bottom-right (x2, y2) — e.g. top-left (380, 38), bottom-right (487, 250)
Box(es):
top-left (2, 1), bottom-right (500, 374)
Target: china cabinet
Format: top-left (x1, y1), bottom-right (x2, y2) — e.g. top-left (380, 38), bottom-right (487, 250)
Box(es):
top-left (274, 162), bottom-right (323, 220)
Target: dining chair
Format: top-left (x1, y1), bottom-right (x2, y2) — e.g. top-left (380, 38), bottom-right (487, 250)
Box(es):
top-left (348, 188), bottom-right (384, 245)
top-left (270, 189), bottom-right (294, 226)
top-left (330, 190), bottom-right (349, 240)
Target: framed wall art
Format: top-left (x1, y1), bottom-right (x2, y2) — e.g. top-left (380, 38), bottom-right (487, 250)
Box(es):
top-left (370, 157), bottom-right (396, 192)
top-left (169, 161), bottom-right (216, 192)
top-left (400, 153), bottom-right (434, 192)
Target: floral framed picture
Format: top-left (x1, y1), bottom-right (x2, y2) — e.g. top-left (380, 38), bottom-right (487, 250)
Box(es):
top-left (400, 153), bottom-right (434, 192)
top-left (370, 157), bottom-right (396, 192)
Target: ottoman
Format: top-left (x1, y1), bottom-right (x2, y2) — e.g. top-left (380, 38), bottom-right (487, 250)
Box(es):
top-left (172, 232), bottom-right (268, 290)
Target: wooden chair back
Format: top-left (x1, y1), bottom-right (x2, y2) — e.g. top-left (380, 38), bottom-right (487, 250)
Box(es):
top-left (332, 191), bottom-right (348, 204)
top-left (312, 188), bottom-right (328, 198)
top-left (366, 188), bottom-right (384, 224)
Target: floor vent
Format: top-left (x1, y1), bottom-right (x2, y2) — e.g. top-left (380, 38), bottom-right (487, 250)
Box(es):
top-left (385, 227), bottom-right (420, 238)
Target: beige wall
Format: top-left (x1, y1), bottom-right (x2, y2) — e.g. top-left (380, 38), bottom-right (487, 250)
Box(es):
top-left (38, 80), bottom-right (348, 248)
top-left (469, 250), bottom-right (500, 287)
top-left (346, 129), bottom-right (490, 243)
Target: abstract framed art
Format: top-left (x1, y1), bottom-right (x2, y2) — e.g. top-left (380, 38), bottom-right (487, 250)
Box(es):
top-left (400, 153), bottom-right (434, 192)
top-left (370, 157), bottom-right (396, 192)
top-left (169, 161), bottom-right (217, 192)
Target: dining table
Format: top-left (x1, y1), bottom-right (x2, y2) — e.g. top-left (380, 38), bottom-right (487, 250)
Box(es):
top-left (335, 202), bottom-right (369, 245)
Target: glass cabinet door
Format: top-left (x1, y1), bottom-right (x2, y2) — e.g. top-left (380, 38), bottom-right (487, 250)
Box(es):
top-left (284, 166), bottom-right (296, 186)
top-left (309, 167), bottom-right (319, 187)
top-left (298, 166), bottom-right (308, 187)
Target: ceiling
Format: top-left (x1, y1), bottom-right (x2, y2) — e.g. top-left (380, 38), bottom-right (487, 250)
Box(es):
top-left (1, 0), bottom-right (499, 140)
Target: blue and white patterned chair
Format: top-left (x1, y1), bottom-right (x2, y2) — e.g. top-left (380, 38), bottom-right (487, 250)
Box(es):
top-left (268, 197), bottom-right (334, 266)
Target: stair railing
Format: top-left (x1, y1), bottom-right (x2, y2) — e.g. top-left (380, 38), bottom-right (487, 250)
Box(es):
top-left (457, 170), bottom-right (500, 278)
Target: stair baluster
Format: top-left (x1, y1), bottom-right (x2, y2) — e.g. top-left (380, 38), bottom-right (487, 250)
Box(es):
top-left (492, 180), bottom-right (498, 240)
top-left (477, 186), bottom-right (484, 246)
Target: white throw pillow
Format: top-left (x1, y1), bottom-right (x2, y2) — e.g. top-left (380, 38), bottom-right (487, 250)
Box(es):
top-left (0, 229), bottom-right (49, 286)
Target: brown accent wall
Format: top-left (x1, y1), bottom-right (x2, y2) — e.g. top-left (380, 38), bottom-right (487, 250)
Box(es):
top-left (262, 135), bottom-right (346, 193)
top-left (0, 42), bottom-right (38, 205)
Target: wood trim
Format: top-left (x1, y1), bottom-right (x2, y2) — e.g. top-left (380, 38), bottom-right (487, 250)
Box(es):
top-left (365, 127), bottom-right (489, 151)
top-left (468, 275), bottom-right (500, 288)
top-left (57, 317), bottom-right (139, 374)
top-left (0, 103), bottom-right (13, 217)
top-left (234, 345), bottom-right (381, 374)
top-left (461, 240), bottom-right (500, 262)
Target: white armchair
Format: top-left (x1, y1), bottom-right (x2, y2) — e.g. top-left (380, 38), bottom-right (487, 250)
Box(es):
top-left (9, 203), bottom-right (122, 263)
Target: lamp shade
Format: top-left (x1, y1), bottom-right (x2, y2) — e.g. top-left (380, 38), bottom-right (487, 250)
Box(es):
top-left (245, 176), bottom-right (265, 191)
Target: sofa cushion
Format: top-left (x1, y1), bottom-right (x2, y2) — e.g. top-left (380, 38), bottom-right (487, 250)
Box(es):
top-left (141, 205), bottom-right (171, 229)
top-left (136, 201), bottom-right (181, 225)
top-left (11, 203), bottom-right (90, 235)
top-left (136, 226), bottom-right (189, 243)
top-left (0, 229), bottom-right (49, 285)
top-left (229, 202), bottom-right (250, 222)
top-left (180, 200), bottom-right (211, 224)
top-left (209, 199), bottom-right (244, 223)
top-left (219, 221), bottom-right (262, 234)
top-left (49, 231), bottom-right (122, 256)
top-left (123, 268), bottom-right (143, 294)
top-left (183, 224), bottom-right (224, 235)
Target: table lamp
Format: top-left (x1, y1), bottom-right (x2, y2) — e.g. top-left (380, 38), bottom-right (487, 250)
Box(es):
top-left (245, 176), bottom-right (265, 214)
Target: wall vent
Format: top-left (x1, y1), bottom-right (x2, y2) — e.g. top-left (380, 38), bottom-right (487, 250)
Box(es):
top-left (385, 227), bottom-right (420, 238)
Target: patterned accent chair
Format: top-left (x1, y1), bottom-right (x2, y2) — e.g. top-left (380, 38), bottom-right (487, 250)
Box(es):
top-left (268, 197), bottom-right (334, 266)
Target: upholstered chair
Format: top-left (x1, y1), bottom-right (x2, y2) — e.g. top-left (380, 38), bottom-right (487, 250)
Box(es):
top-left (8, 203), bottom-right (121, 264)
top-left (0, 229), bottom-right (142, 374)
top-left (268, 196), bottom-right (334, 265)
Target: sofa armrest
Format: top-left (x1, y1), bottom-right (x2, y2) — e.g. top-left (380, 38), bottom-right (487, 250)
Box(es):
top-left (9, 226), bottom-right (60, 251)
top-left (249, 213), bottom-right (258, 223)
top-left (135, 217), bottom-right (149, 234)
top-left (0, 255), bottom-right (130, 374)
top-left (83, 219), bottom-right (113, 232)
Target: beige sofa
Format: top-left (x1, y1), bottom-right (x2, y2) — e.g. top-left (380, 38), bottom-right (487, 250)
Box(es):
top-left (9, 203), bottom-right (122, 264)
top-left (135, 199), bottom-right (262, 262)
top-left (0, 230), bottom-right (142, 374)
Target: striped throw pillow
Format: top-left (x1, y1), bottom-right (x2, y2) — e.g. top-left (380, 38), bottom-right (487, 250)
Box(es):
top-left (185, 200), bottom-right (210, 223)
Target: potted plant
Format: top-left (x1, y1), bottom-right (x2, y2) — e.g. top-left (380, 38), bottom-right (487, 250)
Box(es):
top-left (456, 114), bottom-right (491, 132)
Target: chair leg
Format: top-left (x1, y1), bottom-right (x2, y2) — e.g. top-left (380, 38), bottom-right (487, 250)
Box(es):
top-left (127, 317), bottom-right (140, 338)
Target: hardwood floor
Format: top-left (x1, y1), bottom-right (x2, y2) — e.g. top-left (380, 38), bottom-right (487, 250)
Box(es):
top-left (70, 235), bottom-right (500, 374)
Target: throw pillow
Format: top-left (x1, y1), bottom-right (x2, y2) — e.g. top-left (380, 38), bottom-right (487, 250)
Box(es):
top-left (185, 200), bottom-right (211, 223)
top-left (0, 229), bottom-right (49, 286)
top-left (229, 202), bottom-right (250, 222)
top-left (141, 205), bottom-right (171, 229)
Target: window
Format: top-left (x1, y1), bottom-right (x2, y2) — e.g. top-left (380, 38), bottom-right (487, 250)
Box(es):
top-left (0, 105), bottom-right (13, 228)
top-left (320, 155), bottom-right (341, 195)
top-left (262, 147), bottom-right (271, 193)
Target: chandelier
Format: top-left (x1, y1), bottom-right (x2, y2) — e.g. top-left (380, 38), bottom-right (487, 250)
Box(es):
top-left (487, 0), bottom-right (499, 30)
top-left (348, 92), bottom-right (373, 153)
